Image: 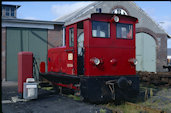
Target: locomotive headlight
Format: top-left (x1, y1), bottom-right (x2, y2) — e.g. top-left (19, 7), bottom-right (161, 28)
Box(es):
top-left (133, 59), bottom-right (138, 65)
top-left (114, 16), bottom-right (119, 22)
top-left (110, 58), bottom-right (117, 65)
top-left (128, 58), bottom-right (138, 65)
top-left (90, 57), bottom-right (101, 66)
top-left (94, 58), bottom-right (100, 65)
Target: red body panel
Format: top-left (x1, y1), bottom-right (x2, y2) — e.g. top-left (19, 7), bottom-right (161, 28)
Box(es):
top-left (40, 62), bottom-right (45, 73)
top-left (18, 52), bottom-right (33, 94)
top-left (47, 13), bottom-right (138, 77)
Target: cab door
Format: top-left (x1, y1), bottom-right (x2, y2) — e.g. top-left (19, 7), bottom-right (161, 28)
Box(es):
top-left (77, 32), bottom-right (84, 75)
top-left (65, 24), bottom-right (77, 75)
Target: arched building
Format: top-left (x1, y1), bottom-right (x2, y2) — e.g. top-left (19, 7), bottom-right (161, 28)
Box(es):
top-left (56, 1), bottom-right (170, 72)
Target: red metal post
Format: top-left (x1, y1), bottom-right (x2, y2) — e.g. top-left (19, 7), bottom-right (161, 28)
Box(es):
top-left (18, 52), bottom-right (33, 98)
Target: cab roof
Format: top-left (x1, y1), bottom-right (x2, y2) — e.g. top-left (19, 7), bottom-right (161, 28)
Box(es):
top-left (91, 13), bottom-right (138, 23)
top-left (66, 13), bottom-right (138, 27)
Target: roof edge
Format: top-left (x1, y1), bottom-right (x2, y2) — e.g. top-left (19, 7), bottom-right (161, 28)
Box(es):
top-left (2, 4), bottom-right (21, 9)
top-left (55, 1), bottom-right (102, 21)
top-left (2, 18), bottom-right (65, 25)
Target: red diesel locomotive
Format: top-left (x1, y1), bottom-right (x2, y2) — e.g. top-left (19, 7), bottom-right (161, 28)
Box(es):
top-left (40, 13), bottom-right (139, 102)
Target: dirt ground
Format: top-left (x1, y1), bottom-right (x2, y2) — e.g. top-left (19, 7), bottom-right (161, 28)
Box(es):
top-left (2, 81), bottom-right (112, 113)
top-left (2, 81), bottom-right (171, 113)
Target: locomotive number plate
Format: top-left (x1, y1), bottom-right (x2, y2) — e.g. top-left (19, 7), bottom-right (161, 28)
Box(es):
top-left (67, 64), bottom-right (73, 67)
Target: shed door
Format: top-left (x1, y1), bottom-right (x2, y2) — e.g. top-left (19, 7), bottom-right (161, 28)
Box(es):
top-left (136, 33), bottom-right (156, 72)
top-left (6, 28), bottom-right (47, 81)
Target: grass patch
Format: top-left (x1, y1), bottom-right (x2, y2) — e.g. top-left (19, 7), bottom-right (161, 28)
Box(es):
top-left (67, 94), bottom-right (81, 101)
top-left (41, 86), bottom-right (53, 91)
top-left (103, 102), bottom-right (145, 113)
top-left (140, 96), bottom-right (171, 112)
top-left (99, 108), bottom-right (106, 113)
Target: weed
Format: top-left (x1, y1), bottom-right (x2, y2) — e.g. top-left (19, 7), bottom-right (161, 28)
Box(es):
top-left (99, 108), bottom-right (106, 113)
top-left (67, 94), bottom-right (81, 101)
top-left (41, 87), bottom-right (53, 90)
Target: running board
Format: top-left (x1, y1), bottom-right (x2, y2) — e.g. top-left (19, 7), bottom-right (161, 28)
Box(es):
top-left (39, 72), bottom-right (80, 84)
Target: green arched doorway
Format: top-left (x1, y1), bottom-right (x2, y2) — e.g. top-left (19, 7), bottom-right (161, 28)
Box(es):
top-left (136, 32), bottom-right (156, 72)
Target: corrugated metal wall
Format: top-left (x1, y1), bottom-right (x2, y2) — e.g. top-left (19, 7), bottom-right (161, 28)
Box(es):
top-left (6, 27), bottom-right (47, 81)
top-left (136, 33), bottom-right (156, 72)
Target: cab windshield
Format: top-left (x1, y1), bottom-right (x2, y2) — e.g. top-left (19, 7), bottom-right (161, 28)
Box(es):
top-left (92, 21), bottom-right (110, 38)
top-left (116, 23), bottom-right (133, 39)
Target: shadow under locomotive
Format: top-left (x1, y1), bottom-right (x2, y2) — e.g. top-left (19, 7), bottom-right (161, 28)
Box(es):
top-left (40, 72), bottom-right (139, 103)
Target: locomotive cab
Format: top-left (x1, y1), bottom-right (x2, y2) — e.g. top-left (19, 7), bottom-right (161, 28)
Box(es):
top-left (40, 13), bottom-right (139, 102)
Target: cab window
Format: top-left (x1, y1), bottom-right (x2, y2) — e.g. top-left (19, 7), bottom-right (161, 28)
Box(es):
top-left (92, 21), bottom-right (110, 38)
top-left (116, 23), bottom-right (133, 39)
top-left (69, 28), bottom-right (74, 47)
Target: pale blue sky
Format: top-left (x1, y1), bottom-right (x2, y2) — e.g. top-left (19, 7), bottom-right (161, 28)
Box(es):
top-left (2, 1), bottom-right (171, 48)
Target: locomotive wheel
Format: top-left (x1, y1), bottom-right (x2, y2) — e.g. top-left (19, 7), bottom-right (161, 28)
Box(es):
top-left (52, 84), bottom-right (60, 94)
top-left (82, 96), bottom-right (89, 103)
top-left (62, 87), bottom-right (75, 95)
top-left (82, 96), bottom-right (106, 104)
top-left (52, 84), bottom-right (75, 95)
top-left (114, 99), bottom-right (125, 105)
